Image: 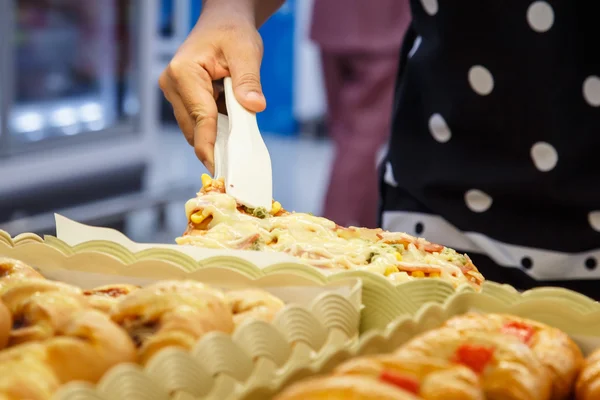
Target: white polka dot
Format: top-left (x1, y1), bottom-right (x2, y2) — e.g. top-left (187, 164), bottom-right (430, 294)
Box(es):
top-left (409, 36), bottom-right (422, 58)
top-left (468, 66), bottom-right (494, 96)
top-left (530, 142), bottom-right (558, 172)
top-left (465, 189), bottom-right (493, 213)
top-left (384, 161), bottom-right (398, 187)
top-left (420, 0), bottom-right (438, 15)
top-left (589, 211), bottom-right (600, 232)
top-left (527, 1), bottom-right (554, 32)
top-left (428, 113), bottom-right (452, 143)
top-left (583, 76), bottom-right (600, 107)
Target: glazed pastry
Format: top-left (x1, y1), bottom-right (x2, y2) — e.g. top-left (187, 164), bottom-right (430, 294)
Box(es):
top-left (334, 353), bottom-right (484, 400)
top-left (274, 375), bottom-right (422, 400)
top-left (0, 355), bottom-right (60, 400)
top-left (0, 279), bottom-right (88, 346)
top-left (0, 309), bottom-right (136, 384)
top-left (110, 280), bottom-right (235, 364)
top-left (225, 289), bottom-right (285, 326)
top-left (0, 300), bottom-right (10, 350)
top-left (0, 258), bottom-right (44, 288)
top-left (575, 348), bottom-right (600, 400)
top-left (396, 328), bottom-right (552, 400)
top-left (444, 312), bottom-right (583, 400)
top-left (83, 284), bottom-right (139, 313)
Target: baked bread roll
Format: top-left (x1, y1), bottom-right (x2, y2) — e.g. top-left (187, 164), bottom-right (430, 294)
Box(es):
top-left (334, 354), bottom-right (484, 400)
top-left (225, 289), bottom-right (285, 326)
top-left (83, 284), bottom-right (139, 313)
top-left (575, 348), bottom-right (600, 400)
top-left (0, 355), bottom-right (60, 400)
top-left (444, 313), bottom-right (582, 400)
top-left (0, 279), bottom-right (88, 346)
top-left (0, 309), bottom-right (136, 384)
top-left (396, 328), bottom-right (552, 400)
top-left (110, 280), bottom-right (235, 364)
top-left (0, 300), bottom-right (10, 350)
top-left (274, 375), bottom-right (422, 400)
top-left (0, 258), bottom-right (44, 288)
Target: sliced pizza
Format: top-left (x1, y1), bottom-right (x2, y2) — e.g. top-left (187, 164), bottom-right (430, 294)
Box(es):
top-left (177, 175), bottom-right (484, 289)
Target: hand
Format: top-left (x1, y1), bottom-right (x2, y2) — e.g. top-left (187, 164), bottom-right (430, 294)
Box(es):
top-left (159, 5), bottom-right (267, 174)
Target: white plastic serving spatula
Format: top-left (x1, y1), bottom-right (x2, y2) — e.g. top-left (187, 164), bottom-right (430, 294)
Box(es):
top-left (213, 77), bottom-right (273, 212)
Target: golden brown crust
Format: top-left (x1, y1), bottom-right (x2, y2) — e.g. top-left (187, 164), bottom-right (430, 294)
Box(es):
top-left (225, 289), bottom-right (285, 327)
top-left (0, 258), bottom-right (44, 289)
top-left (110, 280), bottom-right (234, 364)
top-left (396, 328), bottom-right (552, 400)
top-left (444, 313), bottom-right (583, 400)
top-left (274, 375), bottom-right (422, 400)
top-left (334, 354), bottom-right (484, 400)
top-left (0, 301), bottom-right (10, 350)
top-left (0, 279), bottom-right (87, 346)
top-left (0, 356), bottom-right (60, 400)
top-left (0, 309), bottom-right (136, 384)
top-left (575, 348), bottom-right (600, 400)
top-left (83, 284), bottom-right (140, 313)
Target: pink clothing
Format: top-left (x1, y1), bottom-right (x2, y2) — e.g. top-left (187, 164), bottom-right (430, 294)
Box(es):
top-left (321, 51), bottom-right (399, 228)
top-left (310, 0), bottom-right (411, 54)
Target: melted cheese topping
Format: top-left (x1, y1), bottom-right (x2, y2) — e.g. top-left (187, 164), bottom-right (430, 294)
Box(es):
top-left (176, 190), bottom-right (484, 289)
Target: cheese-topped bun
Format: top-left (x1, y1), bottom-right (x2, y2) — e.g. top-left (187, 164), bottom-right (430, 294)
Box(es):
top-left (110, 280), bottom-right (234, 364)
top-left (0, 279), bottom-right (87, 346)
top-left (444, 313), bottom-right (583, 400)
top-left (575, 348), bottom-right (600, 400)
top-left (334, 354), bottom-right (484, 400)
top-left (274, 375), bottom-right (422, 400)
top-left (83, 284), bottom-right (140, 313)
top-left (0, 258), bottom-right (44, 288)
top-left (225, 289), bottom-right (285, 327)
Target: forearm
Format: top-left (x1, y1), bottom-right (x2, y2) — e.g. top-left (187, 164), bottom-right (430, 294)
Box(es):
top-left (202, 0), bottom-right (284, 27)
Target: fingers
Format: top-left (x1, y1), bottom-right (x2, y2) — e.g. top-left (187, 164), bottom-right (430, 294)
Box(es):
top-left (228, 36), bottom-right (267, 113)
top-left (161, 61), bottom-right (218, 173)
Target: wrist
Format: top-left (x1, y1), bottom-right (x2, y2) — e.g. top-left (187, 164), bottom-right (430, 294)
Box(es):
top-left (201, 0), bottom-right (256, 25)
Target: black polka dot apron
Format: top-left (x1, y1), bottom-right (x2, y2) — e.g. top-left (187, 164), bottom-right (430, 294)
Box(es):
top-left (379, 0), bottom-right (600, 298)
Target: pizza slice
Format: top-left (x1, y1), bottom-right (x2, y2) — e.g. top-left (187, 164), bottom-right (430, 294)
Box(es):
top-left (177, 175), bottom-right (484, 289)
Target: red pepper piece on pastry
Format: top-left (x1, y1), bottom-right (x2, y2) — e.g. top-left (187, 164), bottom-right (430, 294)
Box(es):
top-left (453, 344), bottom-right (495, 374)
top-left (83, 284), bottom-right (139, 313)
top-left (501, 321), bottom-right (535, 345)
top-left (380, 371), bottom-right (420, 395)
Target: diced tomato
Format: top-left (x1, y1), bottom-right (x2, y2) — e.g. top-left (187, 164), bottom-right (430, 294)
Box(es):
top-left (501, 321), bottom-right (535, 345)
top-left (379, 370), bottom-right (420, 394)
top-left (453, 344), bottom-right (495, 374)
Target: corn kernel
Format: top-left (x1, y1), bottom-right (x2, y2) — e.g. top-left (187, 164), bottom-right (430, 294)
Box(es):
top-left (271, 201), bottom-right (282, 215)
top-left (395, 252), bottom-right (402, 261)
top-left (429, 272), bottom-right (440, 278)
top-left (191, 211), bottom-right (206, 224)
top-left (411, 271), bottom-right (425, 278)
top-left (201, 174), bottom-right (212, 188)
top-left (384, 265), bottom-right (399, 276)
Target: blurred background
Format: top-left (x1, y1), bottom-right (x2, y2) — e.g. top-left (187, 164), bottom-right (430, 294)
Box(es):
top-left (0, 0), bottom-right (335, 243)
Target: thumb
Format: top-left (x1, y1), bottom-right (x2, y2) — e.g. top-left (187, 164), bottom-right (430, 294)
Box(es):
top-left (228, 49), bottom-right (267, 113)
